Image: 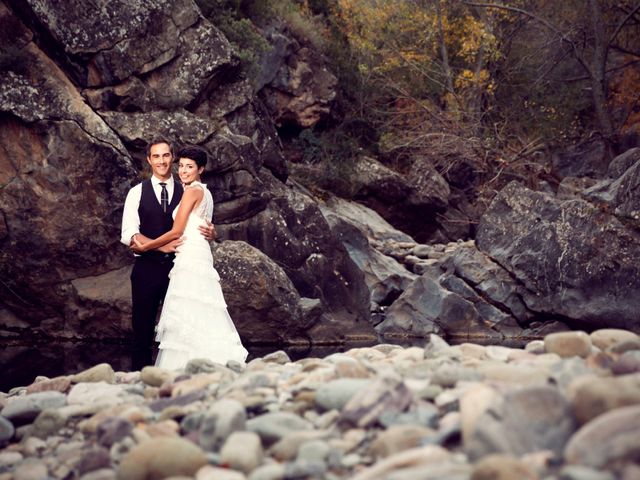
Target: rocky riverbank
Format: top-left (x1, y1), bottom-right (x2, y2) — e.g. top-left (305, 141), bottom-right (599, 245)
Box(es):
top-left (1, 329), bottom-right (639, 480)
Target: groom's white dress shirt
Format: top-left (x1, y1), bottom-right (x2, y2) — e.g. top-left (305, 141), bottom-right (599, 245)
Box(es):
top-left (120, 175), bottom-right (177, 246)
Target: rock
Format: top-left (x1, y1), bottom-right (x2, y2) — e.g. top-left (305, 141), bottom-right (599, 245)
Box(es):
top-left (319, 195), bottom-right (417, 306)
top-left (339, 376), bottom-right (412, 428)
top-left (219, 431), bottom-right (264, 474)
top-left (564, 404), bottom-right (640, 469)
top-left (470, 454), bottom-right (538, 480)
top-left (0, 391), bottom-right (66, 425)
top-left (0, 451), bottom-right (23, 470)
top-left (0, 11), bottom-right (137, 338)
top-left (347, 445), bottom-right (452, 480)
top-left (377, 265), bottom-right (521, 340)
top-left (477, 182), bottom-right (640, 332)
top-left (13, 459), bottom-right (48, 480)
top-left (465, 385), bottom-right (576, 459)
top-left (198, 398), bottom-right (247, 452)
top-left (197, 465), bottom-right (246, 480)
top-left (262, 351), bottom-right (291, 365)
top-left (31, 409), bottom-right (67, 438)
top-left (211, 241), bottom-right (305, 344)
top-left (25, 377), bottom-right (72, 394)
top-left (117, 437), bottom-right (208, 480)
top-left (315, 379), bottom-right (372, 412)
top-left (80, 469), bottom-right (117, 480)
top-left (216, 180), bottom-right (374, 342)
top-left (296, 439), bottom-right (330, 462)
top-left (140, 367), bottom-right (173, 387)
top-left (608, 147), bottom-right (640, 178)
top-left (71, 364), bottom-right (116, 384)
top-left (0, 416), bottom-right (14, 442)
top-left (96, 417), bottom-right (134, 448)
top-left (247, 463), bottom-right (286, 480)
top-left (370, 425), bottom-right (434, 458)
top-left (269, 430), bottom-right (331, 462)
top-left (246, 412), bottom-right (313, 447)
top-left (67, 382), bottom-right (126, 406)
top-left (590, 329), bottom-right (639, 351)
top-left (544, 332), bottom-right (592, 358)
top-left (558, 465), bottom-right (615, 480)
top-left (552, 139), bottom-right (609, 178)
top-left (567, 374), bottom-right (640, 425)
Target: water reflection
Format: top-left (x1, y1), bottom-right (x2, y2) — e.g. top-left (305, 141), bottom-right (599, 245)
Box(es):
top-left (0, 339), bottom-right (378, 392)
top-left (1, 335), bottom-right (527, 393)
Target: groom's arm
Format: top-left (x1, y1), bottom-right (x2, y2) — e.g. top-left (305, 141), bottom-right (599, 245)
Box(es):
top-left (121, 185), bottom-right (182, 252)
top-left (121, 185), bottom-right (141, 247)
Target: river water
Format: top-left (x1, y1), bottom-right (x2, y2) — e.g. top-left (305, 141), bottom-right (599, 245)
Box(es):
top-left (1, 334), bottom-right (530, 393)
top-left (0, 339), bottom-right (385, 392)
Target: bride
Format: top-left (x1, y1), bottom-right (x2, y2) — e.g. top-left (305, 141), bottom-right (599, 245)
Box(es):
top-left (133, 145), bottom-right (248, 369)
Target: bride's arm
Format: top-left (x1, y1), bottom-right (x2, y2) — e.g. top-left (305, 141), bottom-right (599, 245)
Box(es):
top-left (133, 187), bottom-right (203, 252)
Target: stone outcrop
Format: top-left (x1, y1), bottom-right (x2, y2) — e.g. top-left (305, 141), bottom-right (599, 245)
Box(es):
top-left (477, 180), bottom-right (640, 332)
top-left (318, 195), bottom-right (416, 308)
top-left (0, 0), bottom-right (373, 343)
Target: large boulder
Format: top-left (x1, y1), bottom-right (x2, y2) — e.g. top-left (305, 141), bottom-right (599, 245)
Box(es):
top-left (477, 181), bottom-right (640, 331)
top-left (17, 0), bottom-right (237, 110)
top-left (258, 35), bottom-right (337, 129)
top-left (217, 178), bottom-right (374, 342)
top-left (318, 195), bottom-right (416, 307)
top-left (376, 263), bottom-right (524, 342)
top-left (0, 5), bottom-right (136, 338)
top-left (0, 0), bottom-right (372, 346)
top-left (211, 241), bottom-right (306, 344)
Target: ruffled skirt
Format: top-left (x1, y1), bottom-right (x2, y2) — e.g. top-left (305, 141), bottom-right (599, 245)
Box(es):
top-left (155, 239), bottom-right (248, 370)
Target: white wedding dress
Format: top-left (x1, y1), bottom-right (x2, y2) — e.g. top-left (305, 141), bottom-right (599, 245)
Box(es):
top-left (155, 181), bottom-right (248, 370)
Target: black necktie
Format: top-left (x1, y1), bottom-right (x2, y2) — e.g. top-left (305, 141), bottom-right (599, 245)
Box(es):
top-left (159, 182), bottom-right (168, 213)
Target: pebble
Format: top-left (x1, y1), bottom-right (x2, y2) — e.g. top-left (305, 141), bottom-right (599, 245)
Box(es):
top-left (0, 329), bottom-right (638, 480)
top-left (544, 331), bottom-right (592, 358)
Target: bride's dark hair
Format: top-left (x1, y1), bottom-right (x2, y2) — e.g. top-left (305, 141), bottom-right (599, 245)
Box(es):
top-left (177, 145), bottom-right (208, 168)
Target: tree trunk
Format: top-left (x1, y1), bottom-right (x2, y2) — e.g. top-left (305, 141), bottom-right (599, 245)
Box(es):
top-left (588, 0), bottom-right (614, 150)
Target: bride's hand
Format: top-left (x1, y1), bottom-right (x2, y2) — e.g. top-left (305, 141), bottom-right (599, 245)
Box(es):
top-left (130, 237), bottom-right (147, 254)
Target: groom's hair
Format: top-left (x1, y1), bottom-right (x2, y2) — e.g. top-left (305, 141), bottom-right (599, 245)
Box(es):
top-left (146, 138), bottom-right (174, 157)
top-left (177, 145), bottom-right (208, 168)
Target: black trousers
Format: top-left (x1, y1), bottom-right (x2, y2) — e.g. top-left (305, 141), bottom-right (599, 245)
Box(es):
top-left (130, 253), bottom-right (174, 370)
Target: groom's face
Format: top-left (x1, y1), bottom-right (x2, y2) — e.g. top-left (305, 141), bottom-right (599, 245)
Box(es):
top-left (147, 143), bottom-right (173, 180)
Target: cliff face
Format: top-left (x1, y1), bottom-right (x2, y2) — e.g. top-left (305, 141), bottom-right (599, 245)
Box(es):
top-left (0, 0), bottom-right (373, 342)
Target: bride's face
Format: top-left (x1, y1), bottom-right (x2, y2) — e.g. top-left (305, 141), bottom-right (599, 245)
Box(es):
top-left (178, 158), bottom-right (203, 185)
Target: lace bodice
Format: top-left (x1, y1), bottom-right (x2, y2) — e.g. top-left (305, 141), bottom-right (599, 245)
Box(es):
top-left (172, 181), bottom-right (213, 222)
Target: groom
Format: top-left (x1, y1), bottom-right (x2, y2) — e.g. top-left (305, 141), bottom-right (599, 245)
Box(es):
top-left (120, 139), bottom-right (215, 370)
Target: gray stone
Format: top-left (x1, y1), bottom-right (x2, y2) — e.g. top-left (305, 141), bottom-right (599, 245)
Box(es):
top-left (198, 398), bottom-right (247, 452)
top-left (339, 376), bottom-right (413, 428)
top-left (0, 451), bottom-right (23, 470)
top-left (117, 437), bottom-right (208, 480)
top-left (559, 465), bottom-right (615, 480)
top-left (96, 417), bottom-right (134, 448)
top-left (13, 459), bottom-right (48, 480)
top-left (246, 412), bottom-right (313, 447)
top-left (477, 182), bottom-right (640, 331)
top-left (71, 363), bottom-right (116, 384)
top-left (544, 332), bottom-right (592, 358)
top-left (32, 408), bottom-right (67, 438)
top-left (315, 379), bottom-right (371, 412)
top-left (466, 385), bottom-right (576, 459)
top-left (1, 391), bottom-right (66, 425)
top-left (296, 440), bottom-right (330, 462)
top-left (247, 463), bottom-right (286, 480)
top-left (219, 431), bottom-right (263, 474)
top-left (564, 404), bottom-right (640, 469)
top-left (0, 416), bottom-right (14, 442)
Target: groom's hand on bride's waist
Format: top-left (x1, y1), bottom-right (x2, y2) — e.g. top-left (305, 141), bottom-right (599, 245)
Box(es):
top-left (199, 221), bottom-right (216, 241)
top-left (159, 238), bottom-right (184, 253)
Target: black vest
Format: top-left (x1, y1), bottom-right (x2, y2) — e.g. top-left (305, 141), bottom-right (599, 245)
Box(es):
top-left (138, 179), bottom-right (183, 239)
